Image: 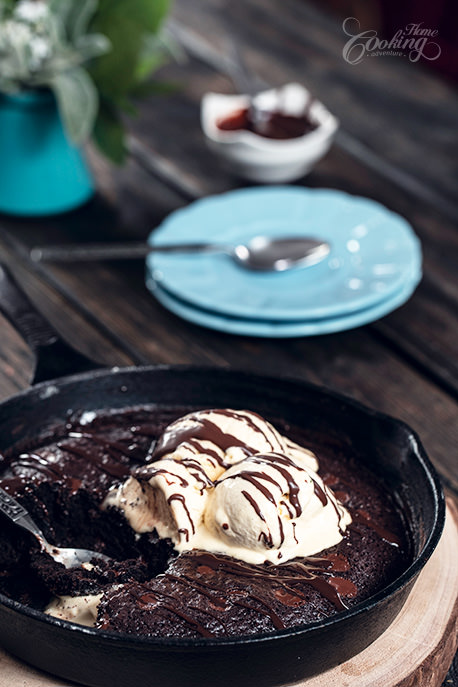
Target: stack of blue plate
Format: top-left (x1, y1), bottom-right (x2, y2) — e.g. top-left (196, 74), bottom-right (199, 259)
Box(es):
top-left (145, 187), bottom-right (422, 338)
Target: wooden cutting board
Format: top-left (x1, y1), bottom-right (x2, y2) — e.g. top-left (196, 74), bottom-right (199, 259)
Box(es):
top-left (1, 500), bottom-right (457, 687)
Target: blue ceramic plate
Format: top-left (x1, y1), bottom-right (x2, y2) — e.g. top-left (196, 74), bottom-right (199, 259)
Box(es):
top-left (147, 187), bottom-right (422, 322)
top-left (146, 266), bottom-right (422, 338)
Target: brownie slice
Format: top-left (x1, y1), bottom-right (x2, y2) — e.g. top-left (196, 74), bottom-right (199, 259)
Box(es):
top-left (0, 408), bottom-right (175, 606)
top-left (95, 518), bottom-right (408, 639)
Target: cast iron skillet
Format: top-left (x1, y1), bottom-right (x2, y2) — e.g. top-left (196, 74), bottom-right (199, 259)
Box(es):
top-left (0, 265), bottom-right (445, 687)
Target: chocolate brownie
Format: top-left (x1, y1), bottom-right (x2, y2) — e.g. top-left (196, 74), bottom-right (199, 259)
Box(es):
top-left (0, 406), bottom-right (412, 638)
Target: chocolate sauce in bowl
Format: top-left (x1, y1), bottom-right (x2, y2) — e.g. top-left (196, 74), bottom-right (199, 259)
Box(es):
top-left (217, 107), bottom-right (318, 139)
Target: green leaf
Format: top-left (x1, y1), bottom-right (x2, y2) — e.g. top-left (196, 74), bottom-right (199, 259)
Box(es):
top-left (93, 0), bottom-right (170, 34)
top-left (75, 33), bottom-right (111, 61)
top-left (87, 16), bottom-right (142, 100)
top-left (135, 33), bottom-right (167, 82)
top-left (93, 101), bottom-right (126, 164)
top-left (48, 0), bottom-right (73, 33)
top-left (50, 67), bottom-right (98, 144)
top-left (88, 0), bottom-right (171, 101)
top-left (69, 0), bottom-right (98, 42)
top-left (0, 0), bottom-right (16, 14)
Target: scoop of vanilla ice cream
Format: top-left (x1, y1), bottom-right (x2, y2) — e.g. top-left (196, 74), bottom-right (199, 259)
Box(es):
top-left (202, 452), bottom-right (351, 564)
top-left (103, 444), bottom-right (223, 542)
top-left (105, 409), bottom-right (349, 564)
top-left (151, 409), bottom-right (318, 471)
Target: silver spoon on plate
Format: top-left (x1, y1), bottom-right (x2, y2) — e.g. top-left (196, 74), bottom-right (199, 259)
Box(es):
top-left (30, 236), bottom-right (330, 272)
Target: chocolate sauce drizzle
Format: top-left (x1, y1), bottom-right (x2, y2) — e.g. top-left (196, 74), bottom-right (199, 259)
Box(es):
top-left (137, 466), bottom-right (189, 489)
top-left (167, 493), bottom-right (196, 541)
top-left (189, 551), bottom-right (357, 613)
top-left (106, 550), bottom-right (358, 637)
top-left (152, 409), bottom-right (279, 463)
top-left (352, 509), bottom-right (402, 547)
top-left (2, 415), bottom-right (157, 496)
top-left (217, 452), bottom-right (347, 548)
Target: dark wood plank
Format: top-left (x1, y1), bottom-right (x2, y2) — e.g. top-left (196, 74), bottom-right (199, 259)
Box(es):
top-left (0, 318), bottom-right (33, 400)
top-left (0, 242), bottom-right (135, 379)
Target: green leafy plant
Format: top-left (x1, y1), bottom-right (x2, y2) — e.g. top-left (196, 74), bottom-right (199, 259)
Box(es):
top-left (0, 0), bottom-right (171, 162)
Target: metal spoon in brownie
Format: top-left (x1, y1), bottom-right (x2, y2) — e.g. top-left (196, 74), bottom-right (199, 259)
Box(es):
top-left (0, 487), bottom-right (111, 569)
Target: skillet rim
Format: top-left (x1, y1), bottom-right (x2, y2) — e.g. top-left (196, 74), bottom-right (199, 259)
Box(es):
top-left (0, 364), bottom-right (446, 649)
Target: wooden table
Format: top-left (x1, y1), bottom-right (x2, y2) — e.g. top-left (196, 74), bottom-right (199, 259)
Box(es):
top-left (0, 0), bottom-right (456, 684)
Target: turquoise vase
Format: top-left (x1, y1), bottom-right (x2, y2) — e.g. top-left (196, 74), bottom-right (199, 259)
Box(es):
top-left (0, 90), bottom-right (94, 216)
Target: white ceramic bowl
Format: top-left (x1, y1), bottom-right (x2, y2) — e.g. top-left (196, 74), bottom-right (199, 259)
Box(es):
top-left (201, 83), bottom-right (339, 183)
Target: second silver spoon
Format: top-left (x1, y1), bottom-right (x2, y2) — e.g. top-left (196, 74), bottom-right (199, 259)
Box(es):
top-left (31, 236), bottom-right (330, 272)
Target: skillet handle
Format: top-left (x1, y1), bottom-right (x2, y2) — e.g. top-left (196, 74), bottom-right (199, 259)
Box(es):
top-left (0, 264), bottom-right (101, 384)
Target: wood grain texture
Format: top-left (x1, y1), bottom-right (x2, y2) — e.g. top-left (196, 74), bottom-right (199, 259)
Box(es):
top-left (0, 244), bottom-right (134, 374)
top-left (0, 500), bottom-right (456, 687)
top-left (170, 0), bottom-right (458, 216)
top-left (0, 320), bottom-right (33, 399)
